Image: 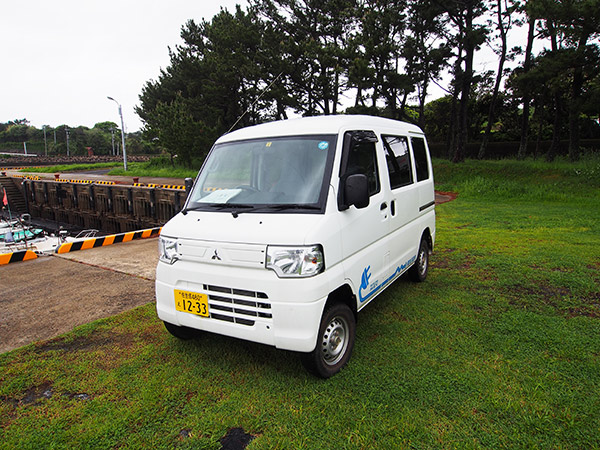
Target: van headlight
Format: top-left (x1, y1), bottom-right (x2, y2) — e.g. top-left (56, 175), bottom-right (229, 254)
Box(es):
top-left (158, 236), bottom-right (179, 264)
top-left (266, 245), bottom-right (324, 278)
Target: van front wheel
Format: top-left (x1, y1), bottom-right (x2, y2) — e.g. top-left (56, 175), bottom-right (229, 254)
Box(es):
top-left (301, 303), bottom-right (356, 378)
top-left (409, 238), bottom-right (429, 282)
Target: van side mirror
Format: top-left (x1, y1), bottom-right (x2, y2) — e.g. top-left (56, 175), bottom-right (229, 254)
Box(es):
top-left (341, 174), bottom-right (369, 210)
top-left (184, 177), bottom-right (194, 193)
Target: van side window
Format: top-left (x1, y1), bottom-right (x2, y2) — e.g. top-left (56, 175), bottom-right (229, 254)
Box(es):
top-left (383, 135), bottom-right (413, 189)
top-left (342, 132), bottom-right (381, 196)
top-left (411, 137), bottom-right (429, 182)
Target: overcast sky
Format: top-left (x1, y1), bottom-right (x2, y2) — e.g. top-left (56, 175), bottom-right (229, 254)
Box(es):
top-left (0, 0), bottom-right (247, 132)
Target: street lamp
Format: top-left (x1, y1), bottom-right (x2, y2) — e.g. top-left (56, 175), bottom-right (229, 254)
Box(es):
top-left (107, 96), bottom-right (128, 171)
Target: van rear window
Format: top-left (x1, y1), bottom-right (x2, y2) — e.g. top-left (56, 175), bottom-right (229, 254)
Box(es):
top-left (383, 135), bottom-right (413, 189)
top-left (411, 137), bottom-right (429, 182)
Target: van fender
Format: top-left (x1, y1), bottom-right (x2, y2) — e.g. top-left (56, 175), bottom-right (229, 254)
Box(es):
top-left (325, 282), bottom-right (358, 322)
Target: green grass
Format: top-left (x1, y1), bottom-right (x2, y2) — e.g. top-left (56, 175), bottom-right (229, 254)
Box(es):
top-left (107, 160), bottom-right (198, 179)
top-left (2, 158), bottom-right (600, 449)
top-left (22, 162), bottom-right (123, 173)
top-left (21, 159), bottom-right (199, 179)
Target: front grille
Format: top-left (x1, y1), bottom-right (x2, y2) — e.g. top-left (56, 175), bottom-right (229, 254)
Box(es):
top-left (204, 284), bottom-right (272, 327)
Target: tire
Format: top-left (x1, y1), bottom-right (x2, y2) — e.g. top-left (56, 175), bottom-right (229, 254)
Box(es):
top-left (408, 238), bottom-right (429, 283)
top-left (163, 321), bottom-right (197, 340)
top-left (301, 303), bottom-right (356, 378)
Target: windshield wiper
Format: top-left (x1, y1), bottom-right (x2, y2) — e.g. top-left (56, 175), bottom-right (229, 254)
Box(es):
top-left (181, 205), bottom-right (205, 215)
top-left (266, 203), bottom-right (321, 211)
top-left (182, 203), bottom-right (320, 217)
top-left (231, 203), bottom-right (321, 217)
top-left (181, 203), bottom-right (252, 215)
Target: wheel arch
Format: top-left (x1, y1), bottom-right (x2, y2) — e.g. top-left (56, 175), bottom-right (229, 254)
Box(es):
top-left (324, 283), bottom-right (358, 323)
top-left (421, 227), bottom-right (433, 253)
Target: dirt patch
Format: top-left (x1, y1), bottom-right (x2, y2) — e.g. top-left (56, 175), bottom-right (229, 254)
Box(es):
top-left (0, 256), bottom-right (155, 353)
top-left (435, 191), bottom-right (458, 204)
top-left (506, 282), bottom-right (600, 319)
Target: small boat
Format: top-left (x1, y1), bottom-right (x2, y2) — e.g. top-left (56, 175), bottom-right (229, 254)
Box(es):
top-left (1, 195), bottom-right (73, 256)
top-left (1, 214), bottom-right (59, 255)
top-left (0, 219), bottom-right (19, 230)
top-left (0, 227), bottom-right (45, 243)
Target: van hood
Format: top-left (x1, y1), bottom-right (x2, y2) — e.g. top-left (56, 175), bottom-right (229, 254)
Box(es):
top-left (160, 210), bottom-right (323, 246)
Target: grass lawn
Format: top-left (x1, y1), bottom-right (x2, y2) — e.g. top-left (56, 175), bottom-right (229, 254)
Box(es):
top-left (22, 160), bottom-right (199, 179)
top-left (2, 157), bottom-right (600, 449)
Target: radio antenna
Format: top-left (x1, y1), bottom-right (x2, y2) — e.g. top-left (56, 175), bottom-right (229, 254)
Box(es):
top-left (227, 71), bottom-right (284, 134)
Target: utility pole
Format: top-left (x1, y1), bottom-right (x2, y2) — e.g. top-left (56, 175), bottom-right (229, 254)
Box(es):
top-left (43, 125), bottom-right (48, 156)
top-left (65, 126), bottom-right (70, 157)
top-left (107, 96), bottom-right (127, 170)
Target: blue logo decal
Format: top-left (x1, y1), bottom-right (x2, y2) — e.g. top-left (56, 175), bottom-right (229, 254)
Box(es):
top-left (318, 141), bottom-right (329, 150)
top-left (360, 266), bottom-right (371, 291)
top-left (358, 255), bottom-right (418, 303)
top-left (359, 266), bottom-right (373, 303)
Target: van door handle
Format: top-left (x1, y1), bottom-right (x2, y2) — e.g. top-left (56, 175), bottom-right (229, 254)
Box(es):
top-left (380, 202), bottom-right (388, 211)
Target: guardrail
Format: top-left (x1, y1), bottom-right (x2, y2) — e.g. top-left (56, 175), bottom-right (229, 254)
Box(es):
top-left (55, 227), bottom-right (162, 254)
top-left (0, 249), bottom-right (38, 265)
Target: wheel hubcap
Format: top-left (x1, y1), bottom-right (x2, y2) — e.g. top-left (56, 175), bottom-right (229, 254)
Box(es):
top-left (418, 248), bottom-right (427, 276)
top-left (321, 316), bottom-right (348, 366)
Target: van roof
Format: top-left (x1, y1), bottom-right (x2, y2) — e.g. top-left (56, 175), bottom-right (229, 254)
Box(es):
top-left (216, 115), bottom-right (424, 143)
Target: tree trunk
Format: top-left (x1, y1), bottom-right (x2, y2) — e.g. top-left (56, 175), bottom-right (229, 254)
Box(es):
top-left (546, 94), bottom-right (562, 162)
top-left (546, 23), bottom-right (561, 162)
top-left (417, 81), bottom-right (428, 129)
top-left (332, 68), bottom-right (339, 115)
top-left (517, 16), bottom-right (536, 160)
top-left (453, 10), bottom-right (475, 164)
top-left (447, 46), bottom-right (463, 159)
top-left (568, 34), bottom-right (589, 162)
top-left (479, 0), bottom-right (508, 160)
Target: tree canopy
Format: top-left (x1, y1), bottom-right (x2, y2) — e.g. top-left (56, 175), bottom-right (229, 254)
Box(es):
top-left (0, 121), bottom-right (153, 157)
top-left (135, 0), bottom-right (599, 163)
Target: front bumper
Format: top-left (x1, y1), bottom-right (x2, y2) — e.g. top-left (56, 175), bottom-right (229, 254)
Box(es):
top-left (155, 259), bottom-right (330, 352)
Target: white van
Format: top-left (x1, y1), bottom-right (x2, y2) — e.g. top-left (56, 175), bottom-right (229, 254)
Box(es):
top-left (156, 115), bottom-right (435, 378)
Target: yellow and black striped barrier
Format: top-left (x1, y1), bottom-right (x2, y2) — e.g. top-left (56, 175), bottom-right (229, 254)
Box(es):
top-left (55, 227), bottom-right (162, 254)
top-left (51, 179), bottom-right (117, 185)
top-left (0, 249), bottom-right (38, 265)
top-left (132, 183), bottom-right (185, 190)
top-left (0, 167), bottom-right (43, 171)
top-left (7, 174), bottom-right (40, 180)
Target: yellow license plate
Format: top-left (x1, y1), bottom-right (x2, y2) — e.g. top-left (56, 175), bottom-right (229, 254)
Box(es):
top-left (174, 290), bottom-right (209, 317)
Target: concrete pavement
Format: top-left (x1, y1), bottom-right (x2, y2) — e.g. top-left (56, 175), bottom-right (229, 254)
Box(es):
top-left (0, 238), bottom-right (159, 353)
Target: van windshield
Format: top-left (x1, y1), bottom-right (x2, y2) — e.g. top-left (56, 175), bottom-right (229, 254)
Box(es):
top-left (186, 135), bottom-right (336, 213)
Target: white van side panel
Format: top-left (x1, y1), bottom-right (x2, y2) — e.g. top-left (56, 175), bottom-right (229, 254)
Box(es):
top-left (338, 210), bottom-right (435, 312)
top-left (335, 129), bottom-right (436, 312)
